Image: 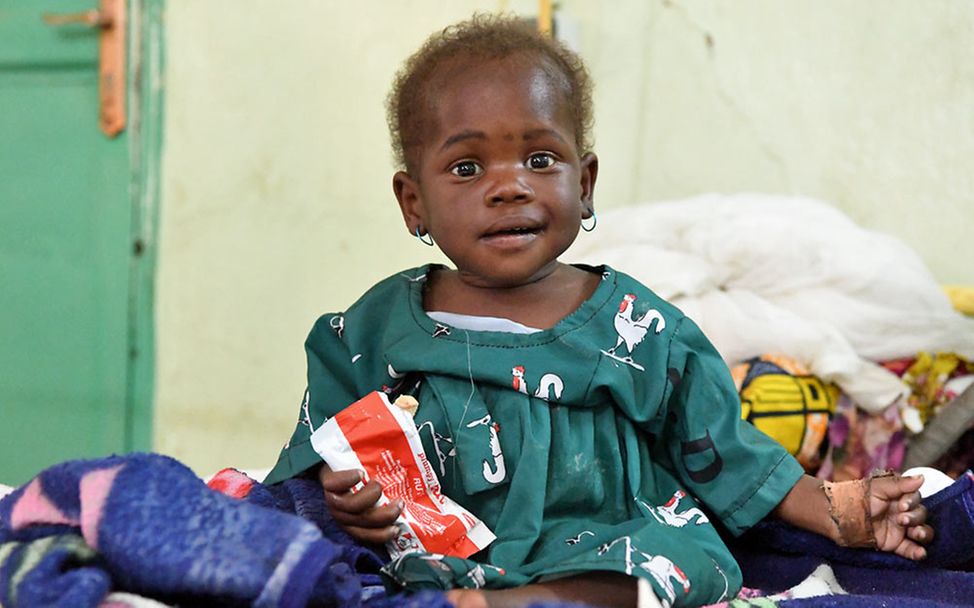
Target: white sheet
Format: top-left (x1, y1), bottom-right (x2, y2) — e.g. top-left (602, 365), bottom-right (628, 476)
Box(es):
top-left (566, 194), bottom-right (974, 412)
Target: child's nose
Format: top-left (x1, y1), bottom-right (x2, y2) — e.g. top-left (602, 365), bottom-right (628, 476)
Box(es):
top-left (485, 167), bottom-right (534, 205)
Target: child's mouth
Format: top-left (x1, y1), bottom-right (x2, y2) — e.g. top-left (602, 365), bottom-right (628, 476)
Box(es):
top-left (481, 225), bottom-right (542, 246)
top-left (486, 226), bottom-right (540, 237)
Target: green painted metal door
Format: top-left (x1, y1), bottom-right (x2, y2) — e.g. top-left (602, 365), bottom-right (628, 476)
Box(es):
top-left (0, 0), bottom-right (159, 485)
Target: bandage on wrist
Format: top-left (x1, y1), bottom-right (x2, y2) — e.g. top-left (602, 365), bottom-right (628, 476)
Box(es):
top-left (822, 478), bottom-right (876, 548)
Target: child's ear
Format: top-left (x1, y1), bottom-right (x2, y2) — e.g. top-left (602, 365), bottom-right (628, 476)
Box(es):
top-left (393, 171), bottom-right (424, 234)
top-left (579, 152), bottom-right (598, 212)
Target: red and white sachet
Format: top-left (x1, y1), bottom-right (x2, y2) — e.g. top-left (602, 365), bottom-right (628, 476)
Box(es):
top-left (311, 391), bottom-right (495, 559)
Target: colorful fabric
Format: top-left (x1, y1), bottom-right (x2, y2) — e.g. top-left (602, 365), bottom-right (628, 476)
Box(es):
top-left (812, 353), bottom-right (974, 481)
top-left (265, 265), bottom-right (805, 607)
top-left (731, 355), bottom-right (838, 471)
top-left (816, 394), bottom-right (906, 481)
top-left (884, 352), bottom-right (974, 424)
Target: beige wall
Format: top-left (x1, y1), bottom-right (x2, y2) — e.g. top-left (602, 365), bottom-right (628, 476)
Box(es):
top-left (574, 0), bottom-right (974, 282)
top-left (157, 1), bottom-right (974, 474)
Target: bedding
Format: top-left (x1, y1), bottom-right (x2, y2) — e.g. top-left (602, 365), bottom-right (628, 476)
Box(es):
top-left (3, 454), bottom-right (974, 607)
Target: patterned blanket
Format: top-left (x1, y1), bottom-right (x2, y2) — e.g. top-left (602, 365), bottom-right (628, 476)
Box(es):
top-left (2, 453), bottom-right (973, 607)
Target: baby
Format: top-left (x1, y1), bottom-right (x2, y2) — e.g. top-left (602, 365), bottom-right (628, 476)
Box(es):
top-left (264, 14), bottom-right (932, 608)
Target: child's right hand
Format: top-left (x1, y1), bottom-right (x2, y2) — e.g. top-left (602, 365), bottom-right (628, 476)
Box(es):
top-left (318, 464), bottom-right (403, 545)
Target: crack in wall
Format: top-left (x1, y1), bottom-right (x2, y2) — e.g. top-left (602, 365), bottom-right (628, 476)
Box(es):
top-left (660, 0), bottom-right (791, 188)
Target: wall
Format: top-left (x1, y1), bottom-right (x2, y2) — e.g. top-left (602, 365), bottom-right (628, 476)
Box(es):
top-left (569, 0), bottom-right (973, 282)
top-left (157, 1), bottom-right (974, 474)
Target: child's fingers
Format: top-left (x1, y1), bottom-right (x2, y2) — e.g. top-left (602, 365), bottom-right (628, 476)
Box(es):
top-left (871, 474), bottom-right (923, 500)
top-left (319, 467), bottom-right (364, 493)
top-left (897, 490), bottom-right (922, 514)
top-left (331, 499), bottom-right (403, 528)
top-left (325, 479), bottom-right (384, 513)
top-left (893, 537), bottom-right (928, 561)
top-left (895, 474), bottom-right (924, 494)
top-left (344, 523), bottom-right (401, 545)
top-left (907, 523), bottom-right (935, 544)
top-left (896, 500), bottom-right (927, 527)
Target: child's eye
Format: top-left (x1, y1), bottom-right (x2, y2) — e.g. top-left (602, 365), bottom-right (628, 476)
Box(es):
top-left (527, 153), bottom-right (556, 170)
top-left (450, 161), bottom-right (482, 178)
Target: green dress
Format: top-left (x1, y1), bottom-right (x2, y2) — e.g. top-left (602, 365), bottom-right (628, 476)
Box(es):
top-left (265, 265), bottom-right (804, 607)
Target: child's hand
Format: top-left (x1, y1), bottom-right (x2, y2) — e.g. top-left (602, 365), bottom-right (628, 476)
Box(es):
top-left (869, 474), bottom-right (934, 560)
top-left (318, 464), bottom-right (403, 545)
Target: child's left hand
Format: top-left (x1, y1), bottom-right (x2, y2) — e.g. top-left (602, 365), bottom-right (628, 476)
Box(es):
top-left (868, 474), bottom-right (934, 560)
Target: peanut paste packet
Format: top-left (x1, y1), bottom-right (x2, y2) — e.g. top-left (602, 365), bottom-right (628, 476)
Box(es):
top-left (310, 391), bottom-right (496, 559)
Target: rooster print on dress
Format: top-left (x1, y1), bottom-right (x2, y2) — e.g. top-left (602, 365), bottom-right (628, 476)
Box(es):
top-left (638, 490), bottom-right (710, 528)
top-left (598, 536), bottom-right (690, 608)
top-left (416, 420), bottom-right (455, 477)
top-left (465, 413), bottom-right (506, 484)
top-left (329, 314), bottom-right (345, 339)
top-left (602, 294), bottom-right (666, 371)
top-left (511, 366), bottom-right (565, 401)
top-left (512, 366), bottom-right (529, 394)
top-left (565, 530), bottom-right (596, 545)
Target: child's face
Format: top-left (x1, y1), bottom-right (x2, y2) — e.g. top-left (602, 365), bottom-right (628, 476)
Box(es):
top-left (394, 55), bottom-right (597, 289)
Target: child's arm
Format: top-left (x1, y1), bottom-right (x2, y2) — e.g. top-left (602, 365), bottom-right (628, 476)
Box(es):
top-left (318, 464), bottom-right (403, 545)
top-left (773, 473), bottom-right (933, 560)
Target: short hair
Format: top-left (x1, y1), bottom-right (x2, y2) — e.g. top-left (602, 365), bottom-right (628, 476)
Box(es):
top-left (386, 13), bottom-right (594, 174)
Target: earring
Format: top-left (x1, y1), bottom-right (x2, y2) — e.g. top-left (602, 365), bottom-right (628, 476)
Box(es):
top-left (415, 227), bottom-right (434, 246)
top-left (581, 211), bottom-right (597, 233)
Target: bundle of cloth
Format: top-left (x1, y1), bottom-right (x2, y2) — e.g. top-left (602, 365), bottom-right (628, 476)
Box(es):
top-left (565, 194), bottom-right (974, 418)
top-left (3, 453), bottom-right (974, 607)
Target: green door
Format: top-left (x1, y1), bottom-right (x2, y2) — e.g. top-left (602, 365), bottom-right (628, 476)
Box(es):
top-left (0, 0), bottom-right (161, 485)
